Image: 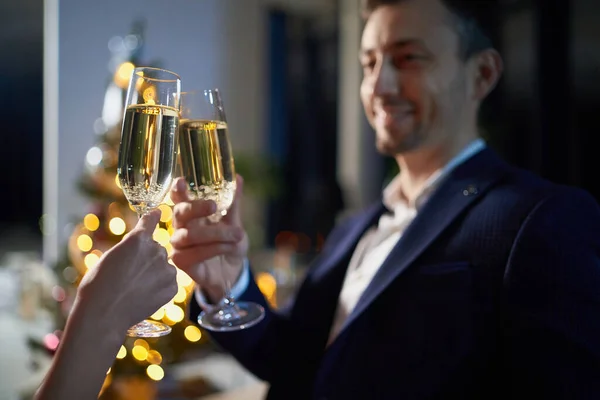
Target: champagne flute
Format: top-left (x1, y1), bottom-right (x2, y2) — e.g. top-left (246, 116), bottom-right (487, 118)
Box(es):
top-left (178, 89), bottom-right (265, 331)
top-left (117, 67), bottom-right (181, 337)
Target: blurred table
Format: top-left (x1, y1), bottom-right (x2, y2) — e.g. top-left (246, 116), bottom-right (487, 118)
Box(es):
top-left (198, 382), bottom-right (268, 400)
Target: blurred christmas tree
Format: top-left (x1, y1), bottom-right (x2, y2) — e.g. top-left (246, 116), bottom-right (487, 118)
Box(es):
top-left (51, 20), bottom-right (213, 396)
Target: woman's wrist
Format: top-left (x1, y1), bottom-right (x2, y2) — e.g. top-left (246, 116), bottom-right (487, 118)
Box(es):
top-left (68, 296), bottom-right (129, 346)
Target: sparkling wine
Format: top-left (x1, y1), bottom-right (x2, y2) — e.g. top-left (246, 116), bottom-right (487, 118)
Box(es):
top-left (118, 104), bottom-right (179, 215)
top-left (178, 119), bottom-right (236, 220)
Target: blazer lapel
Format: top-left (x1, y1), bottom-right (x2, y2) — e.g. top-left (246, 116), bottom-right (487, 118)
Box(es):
top-left (311, 202), bottom-right (387, 283)
top-left (335, 148), bottom-right (510, 336)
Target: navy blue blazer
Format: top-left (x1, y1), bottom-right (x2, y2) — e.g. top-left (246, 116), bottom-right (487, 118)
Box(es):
top-left (190, 148), bottom-right (600, 399)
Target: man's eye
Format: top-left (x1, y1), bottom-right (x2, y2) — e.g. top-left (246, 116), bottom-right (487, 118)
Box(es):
top-left (393, 54), bottom-right (425, 68)
top-left (361, 61), bottom-right (375, 71)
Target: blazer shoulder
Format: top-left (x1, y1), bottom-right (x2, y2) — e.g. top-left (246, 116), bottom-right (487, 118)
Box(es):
top-left (486, 167), bottom-right (600, 227)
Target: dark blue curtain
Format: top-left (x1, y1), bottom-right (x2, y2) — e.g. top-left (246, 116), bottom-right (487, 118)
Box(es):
top-left (265, 9), bottom-right (343, 250)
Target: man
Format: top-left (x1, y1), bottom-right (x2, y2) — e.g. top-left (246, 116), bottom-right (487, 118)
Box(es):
top-left (170, 0), bottom-right (600, 398)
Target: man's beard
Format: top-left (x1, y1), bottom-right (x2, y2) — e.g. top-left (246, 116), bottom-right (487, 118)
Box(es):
top-left (374, 127), bottom-right (422, 156)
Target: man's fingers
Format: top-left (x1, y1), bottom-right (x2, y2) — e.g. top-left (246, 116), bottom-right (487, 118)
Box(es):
top-left (170, 178), bottom-right (191, 204)
top-left (170, 244), bottom-right (237, 269)
top-left (170, 225), bottom-right (244, 248)
top-left (172, 200), bottom-right (217, 229)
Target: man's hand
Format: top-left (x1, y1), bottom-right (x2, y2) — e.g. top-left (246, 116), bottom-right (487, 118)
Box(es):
top-left (169, 175), bottom-right (249, 302)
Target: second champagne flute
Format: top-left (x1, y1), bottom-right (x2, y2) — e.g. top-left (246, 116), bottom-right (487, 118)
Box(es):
top-left (178, 89), bottom-right (265, 331)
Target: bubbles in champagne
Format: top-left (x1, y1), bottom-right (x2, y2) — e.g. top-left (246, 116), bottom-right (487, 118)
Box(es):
top-left (189, 180), bottom-right (237, 223)
top-left (178, 119), bottom-right (236, 222)
top-left (122, 182), bottom-right (168, 215)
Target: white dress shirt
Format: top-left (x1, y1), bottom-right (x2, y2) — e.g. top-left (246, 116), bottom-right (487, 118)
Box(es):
top-left (196, 139), bottom-right (486, 343)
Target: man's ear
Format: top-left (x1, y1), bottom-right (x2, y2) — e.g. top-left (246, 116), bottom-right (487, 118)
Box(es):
top-left (471, 48), bottom-right (503, 101)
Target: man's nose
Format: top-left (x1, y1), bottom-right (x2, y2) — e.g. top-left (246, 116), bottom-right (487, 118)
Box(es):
top-left (373, 61), bottom-right (399, 96)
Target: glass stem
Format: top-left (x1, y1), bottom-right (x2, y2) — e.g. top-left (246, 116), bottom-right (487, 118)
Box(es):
top-left (219, 254), bottom-right (236, 308)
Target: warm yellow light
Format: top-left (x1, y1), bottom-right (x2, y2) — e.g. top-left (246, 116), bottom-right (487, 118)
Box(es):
top-left (158, 204), bottom-right (173, 222)
top-left (173, 285), bottom-right (187, 303)
top-left (184, 325), bottom-right (202, 342)
top-left (150, 308), bottom-right (165, 320)
top-left (115, 175), bottom-right (121, 189)
top-left (106, 367), bottom-right (111, 375)
top-left (114, 62), bottom-right (135, 89)
top-left (164, 304), bottom-right (184, 323)
top-left (135, 77), bottom-right (145, 92)
top-left (153, 228), bottom-right (171, 247)
top-left (146, 350), bottom-right (163, 365)
top-left (116, 345), bottom-right (127, 359)
top-left (77, 234), bottom-right (93, 252)
top-left (83, 214), bottom-right (100, 231)
top-left (109, 217), bottom-right (126, 235)
top-left (168, 225), bottom-right (175, 235)
top-left (176, 268), bottom-right (193, 287)
top-left (164, 194), bottom-right (174, 206)
top-left (84, 253), bottom-right (100, 270)
top-left (143, 86), bottom-right (156, 105)
top-left (132, 345), bottom-right (148, 361)
top-left (256, 272), bottom-right (277, 299)
top-left (164, 242), bottom-right (173, 256)
top-left (146, 364), bottom-right (164, 381)
top-left (92, 249), bottom-right (103, 257)
top-left (133, 339), bottom-right (150, 350)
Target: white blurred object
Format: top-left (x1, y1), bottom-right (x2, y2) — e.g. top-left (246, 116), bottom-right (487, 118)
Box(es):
top-left (0, 252), bottom-right (56, 400)
top-left (170, 353), bottom-right (260, 393)
top-left (198, 381), bottom-right (268, 400)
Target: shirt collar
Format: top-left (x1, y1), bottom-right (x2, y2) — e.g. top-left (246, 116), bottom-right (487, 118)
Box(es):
top-left (383, 138), bottom-right (486, 211)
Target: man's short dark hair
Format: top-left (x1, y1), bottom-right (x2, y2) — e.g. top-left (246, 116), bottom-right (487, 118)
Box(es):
top-left (361, 0), bottom-right (494, 60)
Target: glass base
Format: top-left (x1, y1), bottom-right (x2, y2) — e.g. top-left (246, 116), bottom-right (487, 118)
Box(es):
top-left (198, 301), bottom-right (265, 332)
top-left (127, 319), bottom-right (172, 338)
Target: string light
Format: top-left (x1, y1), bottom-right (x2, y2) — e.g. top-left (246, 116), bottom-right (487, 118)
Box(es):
top-left (83, 214), bottom-right (100, 231)
top-left (164, 303), bottom-right (185, 324)
top-left (256, 272), bottom-right (277, 299)
top-left (164, 194), bottom-right (174, 206)
top-left (132, 345), bottom-right (148, 361)
top-left (76, 234), bottom-right (93, 252)
top-left (184, 325), bottom-right (202, 342)
top-left (116, 345), bottom-right (127, 359)
top-left (158, 204), bottom-right (172, 222)
top-left (153, 228), bottom-right (171, 247)
top-left (175, 268), bottom-right (193, 287)
top-left (84, 253), bottom-right (100, 270)
top-left (150, 308), bottom-right (165, 320)
top-left (114, 62), bottom-right (135, 89)
top-left (146, 350), bottom-right (162, 365)
top-left (109, 217), bottom-right (126, 235)
top-left (173, 286), bottom-right (187, 303)
top-left (134, 339), bottom-right (150, 350)
top-left (146, 365), bottom-right (164, 381)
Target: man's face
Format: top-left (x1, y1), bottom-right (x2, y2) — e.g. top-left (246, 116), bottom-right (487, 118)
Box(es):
top-left (360, 0), bottom-right (473, 156)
